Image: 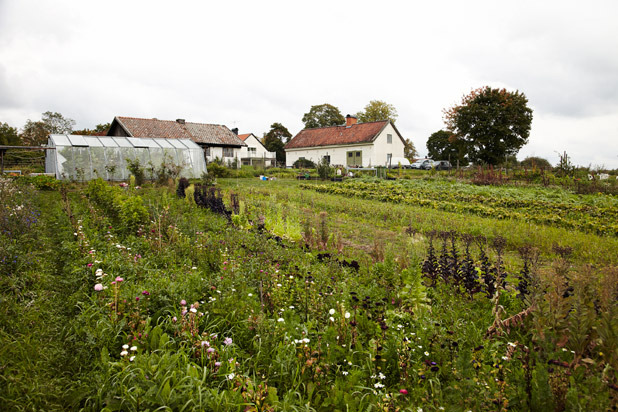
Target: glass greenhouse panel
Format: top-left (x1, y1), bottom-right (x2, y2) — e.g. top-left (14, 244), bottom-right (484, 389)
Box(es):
top-left (46, 134), bottom-right (207, 181)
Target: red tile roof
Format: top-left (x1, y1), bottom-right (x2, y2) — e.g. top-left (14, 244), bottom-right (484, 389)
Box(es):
top-left (238, 133), bottom-right (251, 141)
top-left (113, 117), bottom-right (245, 146)
top-left (285, 121), bottom-right (389, 149)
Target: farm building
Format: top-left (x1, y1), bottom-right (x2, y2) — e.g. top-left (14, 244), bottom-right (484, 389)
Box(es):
top-left (238, 133), bottom-right (277, 167)
top-left (107, 116), bottom-right (246, 166)
top-left (45, 134), bottom-right (207, 180)
top-left (284, 115), bottom-right (405, 168)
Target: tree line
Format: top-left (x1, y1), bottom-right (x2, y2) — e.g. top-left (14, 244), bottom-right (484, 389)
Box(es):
top-left (2, 87), bottom-right (535, 167)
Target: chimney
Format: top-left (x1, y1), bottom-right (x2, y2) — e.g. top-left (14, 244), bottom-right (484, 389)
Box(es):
top-left (176, 119), bottom-right (185, 124)
top-left (345, 114), bottom-right (357, 127)
top-left (231, 127), bottom-right (239, 135)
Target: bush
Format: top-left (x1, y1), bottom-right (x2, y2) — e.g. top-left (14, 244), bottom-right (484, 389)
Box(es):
top-left (15, 175), bottom-right (61, 191)
top-left (126, 158), bottom-right (145, 186)
top-left (316, 157), bottom-right (335, 180)
top-left (206, 162), bottom-right (229, 178)
top-left (293, 158), bottom-right (316, 168)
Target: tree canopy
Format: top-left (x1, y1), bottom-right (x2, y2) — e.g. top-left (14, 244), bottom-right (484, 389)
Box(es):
top-left (443, 87), bottom-right (532, 165)
top-left (263, 122), bottom-right (292, 164)
top-left (426, 130), bottom-right (468, 166)
top-left (520, 156), bottom-right (552, 170)
top-left (20, 111), bottom-right (76, 146)
top-left (403, 138), bottom-right (418, 162)
top-left (356, 100), bottom-right (398, 123)
top-left (0, 122), bottom-right (20, 146)
top-left (302, 104), bottom-right (345, 129)
top-left (72, 123), bottom-right (111, 135)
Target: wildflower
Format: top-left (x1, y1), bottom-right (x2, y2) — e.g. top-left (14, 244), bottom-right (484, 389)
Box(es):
top-left (207, 347), bottom-right (215, 353)
top-left (502, 356), bottom-right (508, 361)
top-left (508, 342), bottom-right (517, 347)
top-left (115, 276), bottom-right (124, 282)
top-left (329, 309), bottom-right (336, 315)
top-left (378, 372), bottom-right (386, 380)
top-left (399, 389), bottom-right (408, 395)
top-left (142, 291), bottom-right (150, 296)
top-left (248, 293), bottom-right (253, 297)
top-left (181, 309), bottom-right (187, 316)
top-left (120, 350), bottom-right (128, 357)
top-left (215, 361), bottom-right (221, 367)
top-left (172, 316), bottom-right (177, 322)
top-left (130, 356), bottom-right (135, 362)
top-left (329, 316), bottom-right (335, 322)
top-left (277, 318), bottom-right (284, 322)
top-left (94, 283), bottom-right (104, 291)
top-left (87, 263), bottom-right (93, 267)
top-left (201, 341), bottom-right (210, 347)
top-left (130, 346), bottom-right (137, 351)
top-left (374, 382), bottom-right (384, 388)
top-left (135, 297), bottom-right (140, 302)
top-left (190, 307), bottom-right (197, 313)
top-left (424, 351), bottom-right (429, 356)
top-left (344, 312), bottom-right (350, 319)
top-left (302, 338), bottom-right (310, 343)
top-left (342, 370), bottom-right (349, 375)
top-left (223, 337), bottom-right (233, 346)
top-left (227, 373), bottom-right (235, 380)
top-left (180, 299), bottom-right (187, 306)
top-left (122, 344), bottom-right (129, 350)
top-left (289, 305), bottom-right (294, 309)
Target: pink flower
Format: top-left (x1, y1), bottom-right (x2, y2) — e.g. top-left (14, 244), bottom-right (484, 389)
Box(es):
top-left (87, 263), bottom-right (93, 267)
top-left (135, 297), bottom-right (140, 301)
top-left (215, 361), bottom-right (221, 367)
top-left (94, 283), bottom-right (103, 291)
top-left (180, 299), bottom-right (187, 306)
top-left (115, 276), bottom-right (124, 282)
top-left (207, 347), bottom-right (215, 353)
top-left (172, 316), bottom-right (177, 322)
top-left (142, 291), bottom-right (150, 296)
top-left (223, 337), bottom-right (233, 346)
top-left (399, 389), bottom-right (408, 395)
top-left (181, 309), bottom-right (187, 316)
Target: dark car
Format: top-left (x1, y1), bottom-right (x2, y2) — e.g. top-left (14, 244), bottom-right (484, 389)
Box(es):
top-left (433, 160), bottom-right (452, 170)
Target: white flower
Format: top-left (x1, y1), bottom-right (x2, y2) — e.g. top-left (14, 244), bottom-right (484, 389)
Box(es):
top-left (502, 356), bottom-right (508, 361)
top-left (342, 371), bottom-right (349, 375)
top-left (120, 350), bottom-right (128, 356)
top-left (302, 338), bottom-right (310, 343)
top-left (374, 382), bottom-right (384, 388)
top-left (344, 312), bottom-right (350, 319)
top-left (130, 346), bottom-right (137, 351)
top-left (424, 351), bottom-right (429, 356)
top-left (508, 342), bottom-right (517, 347)
top-left (130, 356), bottom-right (135, 362)
top-left (122, 344), bottom-right (129, 350)
top-left (329, 309), bottom-right (335, 315)
top-left (378, 372), bottom-right (386, 380)
top-left (192, 266), bottom-right (197, 270)
top-left (190, 307), bottom-right (197, 313)
top-left (329, 316), bottom-right (335, 322)
top-left (227, 373), bottom-right (235, 380)
top-left (277, 318), bottom-right (284, 322)
top-left (289, 305), bottom-right (294, 309)
top-left (248, 293), bottom-right (253, 297)
top-left (277, 283), bottom-right (282, 287)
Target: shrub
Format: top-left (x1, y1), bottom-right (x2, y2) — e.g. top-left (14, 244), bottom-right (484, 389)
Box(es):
top-left (206, 162), bottom-right (229, 178)
top-left (293, 158), bottom-right (316, 168)
top-left (126, 158), bottom-right (145, 186)
top-left (316, 157), bottom-right (335, 180)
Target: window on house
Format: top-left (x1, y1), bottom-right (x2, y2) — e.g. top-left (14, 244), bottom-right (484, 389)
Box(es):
top-left (323, 155), bottom-right (330, 165)
top-left (387, 134), bottom-right (392, 144)
top-left (248, 147), bottom-right (257, 154)
top-left (204, 147), bottom-right (211, 157)
top-left (223, 147), bottom-right (234, 157)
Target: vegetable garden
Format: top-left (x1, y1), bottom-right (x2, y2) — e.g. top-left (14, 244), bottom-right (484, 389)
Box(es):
top-left (1, 175), bottom-right (617, 411)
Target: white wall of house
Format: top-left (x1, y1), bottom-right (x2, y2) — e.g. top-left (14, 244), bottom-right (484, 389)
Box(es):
top-left (205, 146), bottom-right (243, 167)
top-left (286, 144), bottom-right (374, 167)
top-left (285, 123), bottom-right (406, 167)
top-left (372, 123), bottom-right (406, 165)
top-left (239, 134), bottom-right (276, 166)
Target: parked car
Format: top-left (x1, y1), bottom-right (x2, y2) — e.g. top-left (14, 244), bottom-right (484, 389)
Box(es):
top-left (410, 159), bottom-right (434, 170)
top-left (433, 160), bottom-right (452, 170)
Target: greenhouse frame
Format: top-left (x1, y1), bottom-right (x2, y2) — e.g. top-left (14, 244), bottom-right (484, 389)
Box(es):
top-left (46, 134), bottom-right (207, 181)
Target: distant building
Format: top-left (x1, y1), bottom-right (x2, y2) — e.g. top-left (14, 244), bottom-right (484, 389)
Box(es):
top-left (238, 133), bottom-right (277, 167)
top-left (107, 116), bottom-right (246, 166)
top-left (284, 115), bottom-right (405, 168)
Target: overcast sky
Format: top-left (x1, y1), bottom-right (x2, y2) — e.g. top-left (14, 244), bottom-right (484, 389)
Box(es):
top-left (1, 0), bottom-right (617, 168)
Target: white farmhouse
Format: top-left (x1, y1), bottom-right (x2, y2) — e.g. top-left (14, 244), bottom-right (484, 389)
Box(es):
top-left (285, 115), bottom-right (405, 168)
top-left (238, 133), bottom-right (277, 167)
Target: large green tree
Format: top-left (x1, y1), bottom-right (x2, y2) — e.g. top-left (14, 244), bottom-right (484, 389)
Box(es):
top-left (263, 122), bottom-right (292, 164)
top-left (20, 111), bottom-right (76, 146)
top-left (356, 100), bottom-right (398, 123)
top-left (302, 104), bottom-right (345, 129)
top-left (426, 130), bottom-right (468, 166)
top-left (443, 87), bottom-right (532, 165)
top-left (0, 122), bottom-right (20, 146)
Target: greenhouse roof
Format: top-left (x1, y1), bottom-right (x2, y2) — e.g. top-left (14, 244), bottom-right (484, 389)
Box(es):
top-left (49, 134), bottom-right (202, 150)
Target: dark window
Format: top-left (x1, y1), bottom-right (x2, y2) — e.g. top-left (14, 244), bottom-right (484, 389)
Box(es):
top-left (387, 134), bottom-right (392, 144)
top-left (223, 147), bottom-right (234, 157)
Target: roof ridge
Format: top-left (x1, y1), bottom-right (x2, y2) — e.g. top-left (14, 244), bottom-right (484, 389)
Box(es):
top-left (302, 119), bottom-right (388, 131)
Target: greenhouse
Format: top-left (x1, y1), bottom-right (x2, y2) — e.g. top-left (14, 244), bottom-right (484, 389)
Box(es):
top-left (45, 134), bottom-right (207, 180)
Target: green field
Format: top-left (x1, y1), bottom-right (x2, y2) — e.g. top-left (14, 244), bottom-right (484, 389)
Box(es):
top-left (1, 175), bottom-right (617, 411)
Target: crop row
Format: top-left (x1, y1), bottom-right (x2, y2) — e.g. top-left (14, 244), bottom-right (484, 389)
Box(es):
top-left (301, 180), bottom-right (618, 236)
